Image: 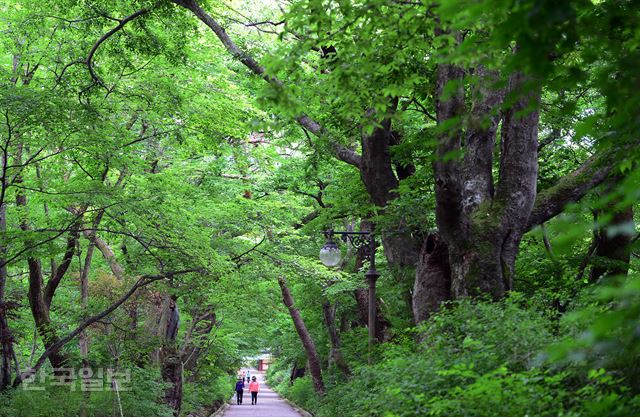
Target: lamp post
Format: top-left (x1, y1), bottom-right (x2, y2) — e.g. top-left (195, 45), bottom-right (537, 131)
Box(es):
top-left (319, 230), bottom-right (379, 364)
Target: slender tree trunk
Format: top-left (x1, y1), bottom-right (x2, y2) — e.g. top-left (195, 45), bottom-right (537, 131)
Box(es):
top-left (157, 296), bottom-right (182, 416)
top-left (82, 233), bottom-right (125, 280)
top-left (277, 277), bottom-right (325, 395)
top-left (78, 241), bottom-right (94, 417)
top-left (0, 207), bottom-right (15, 388)
top-left (321, 301), bottom-right (350, 376)
top-left (79, 242), bottom-right (94, 362)
top-left (180, 309), bottom-right (216, 383)
top-left (0, 313), bottom-right (15, 390)
top-left (15, 145), bottom-right (68, 370)
top-left (0, 162), bottom-right (16, 390)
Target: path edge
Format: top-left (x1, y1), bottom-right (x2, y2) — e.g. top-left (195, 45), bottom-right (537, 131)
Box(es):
top-left (281, 397), bottom-right (314, 417)
top-left (207, 396), bottom-right (233, 417)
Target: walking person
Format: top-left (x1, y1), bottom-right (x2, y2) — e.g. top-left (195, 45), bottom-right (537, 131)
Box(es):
top-left (249, 376), bottom-right (260, 405)
top-left (246, 370), bottom-right (251, 383)
top-left (235, 378), bottom-right (244, 405)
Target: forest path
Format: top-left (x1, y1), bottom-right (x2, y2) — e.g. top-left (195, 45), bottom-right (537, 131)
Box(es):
top-left (221, 370), bottom-right (303, 417)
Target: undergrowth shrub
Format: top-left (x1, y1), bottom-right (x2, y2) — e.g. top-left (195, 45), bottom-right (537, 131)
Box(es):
top-left (0, 367), bottom-right (172, 417)
top-left (274, 292), bottom-right (640, 417)
top-left (181, 372), bottom-right (233, 417)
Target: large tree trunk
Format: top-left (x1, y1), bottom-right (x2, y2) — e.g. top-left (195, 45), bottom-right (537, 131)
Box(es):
top-left (278, 277), bottom-right (325, 395)
top-left (160, 346), bottom-right (183, 416)
top-left (412, 233), bottom-right (451, 323)
top-left (434, 64), bottom-right (539, 299)
top-left (590, 194), bottom-right (634, 282)
top-left (360, 120), bottom-right (420, 267)
top-left (321, 302), bottom-right (350, 376)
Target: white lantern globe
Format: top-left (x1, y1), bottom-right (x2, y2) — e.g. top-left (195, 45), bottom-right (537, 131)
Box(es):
top-left (319, 240), bottom-right (341, 267)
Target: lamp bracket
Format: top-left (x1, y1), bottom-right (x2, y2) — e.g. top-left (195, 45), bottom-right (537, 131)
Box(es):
top-left (324, 230), bottom-right (375, 259)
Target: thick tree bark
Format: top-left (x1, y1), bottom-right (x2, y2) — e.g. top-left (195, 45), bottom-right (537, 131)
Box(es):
top-left (321, 301), bottom-right (350, 376)
top-left (590, 192), bottom-right (634, 282)
top-left (360, 118), bottom-right (420, 266)
top-left (434, 66), bottom-right (540, 300)
top-left (360, 123), bottom-right (399, 208)
top-left (491, 71), bottom-right (540, 290)
top-left (412, 233), bottom-right (451, 323)
top-left (278, 277), bottom-right (325, 395)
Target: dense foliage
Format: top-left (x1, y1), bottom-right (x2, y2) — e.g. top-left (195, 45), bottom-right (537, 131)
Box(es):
top-left (0, 0), bottom-right (638, 416)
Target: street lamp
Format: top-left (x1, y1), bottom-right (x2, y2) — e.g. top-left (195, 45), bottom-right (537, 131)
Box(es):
top-left (318, 233), bottom-right (341, 267)
top-left (319, 230), bottom-right (380, 364)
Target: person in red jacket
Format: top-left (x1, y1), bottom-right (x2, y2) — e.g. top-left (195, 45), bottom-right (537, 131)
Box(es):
top-left (249, 376), bottom-right (260, 405)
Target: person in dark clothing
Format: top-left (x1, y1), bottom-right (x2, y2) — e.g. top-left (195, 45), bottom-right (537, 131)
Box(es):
top-left (235, 378), bottom-right (244, 404)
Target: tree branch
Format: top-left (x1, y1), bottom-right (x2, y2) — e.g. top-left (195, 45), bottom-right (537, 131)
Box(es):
top-left (86, 5), bottom-right (157, 88)
top-left (17, 268), bottom-right (204, 386)
top-left (173, 0), bottom-right (362, 168)
top-left (44, 224), bottom-right (80, 306)
top-left (230, 235), bottom-right (266, 261)
top-left (526, 151), bottom-right (617, 230)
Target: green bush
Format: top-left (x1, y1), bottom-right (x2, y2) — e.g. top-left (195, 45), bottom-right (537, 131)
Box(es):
top-left (266, 368), bottom-right (290, 394)
top-left (312, 293), bottom-right (640, 417)
top-left (285, 376), bottom-right (320, 413)
top-left (0, 368), bottom-right (173, 417)
top-left (181, 372), bottom-right (234, 417)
